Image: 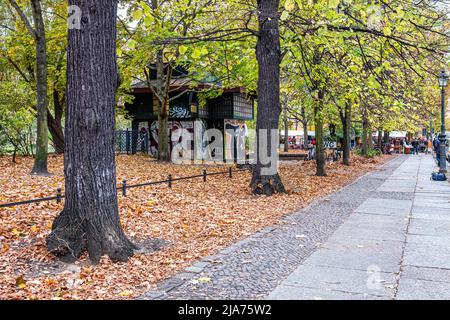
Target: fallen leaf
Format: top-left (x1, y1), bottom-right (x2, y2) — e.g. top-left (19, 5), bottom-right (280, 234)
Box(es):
top-left (16, 276), bottom-right (26, 289)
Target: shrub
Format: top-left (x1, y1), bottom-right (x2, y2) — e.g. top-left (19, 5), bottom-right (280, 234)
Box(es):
top-left (355, 148), bottom-right (382, 158)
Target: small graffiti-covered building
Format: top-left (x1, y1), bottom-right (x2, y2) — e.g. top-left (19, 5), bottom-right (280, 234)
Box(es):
top-left (123, 75), bottom-right (255, 162)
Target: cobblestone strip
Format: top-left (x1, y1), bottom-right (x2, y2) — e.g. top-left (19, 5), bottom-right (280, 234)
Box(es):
top-left (140, 156), bottom-right (411, 300)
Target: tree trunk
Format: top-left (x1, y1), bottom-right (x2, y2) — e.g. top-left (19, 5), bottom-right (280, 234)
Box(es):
top-left (12, 147), bottom-right (17, 164)
top-left (30, 0), bottom-right (48, 175)
top-left (329, 123), bottom-right (336, 140)
top-left (47, 89), bottom-right (65, 154)
top-left (384, 131), bottom-right (390, 144)
top-left (48, 114), bottom-right (65, 154)
top-left (315, 91), bottom-right (326, 176)
top-left (47, 0), bottom-right (136, 264)
top-left (362, 115), bottom-right (368, 157)
top-left (340, 102), bottom-right (351, 166)
top-left (158, 98), bottom-right (170, 162)
top-left (302, 110), bottom-right (308, 151)
top-left (251, 0), bottom-right (285, 196)
top-left (303, 122), bottom-right (309, 150)
top-left (368, 124), bottom-right (373, 149)
top-left (156, 49), bottom-right (171, 162)
top-left (377, 129), bottom-right (383, 149)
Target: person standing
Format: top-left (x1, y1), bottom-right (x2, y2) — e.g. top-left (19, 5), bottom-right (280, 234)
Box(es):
top-left (412, 138), bottom-right (419, 155)
top-left (427, 138), bottom-right (433, 155)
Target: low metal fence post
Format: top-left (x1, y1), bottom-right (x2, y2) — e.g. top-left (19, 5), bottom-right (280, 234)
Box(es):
top-left (229, 167), bottom-right (232, 178)
top-left (168, 174), bottom-right (172, 188)
top-left (203, 170), bottom-right (207, 182)
top-left (122, 180), bottom-right (127, 197)
top-left (56, 188), bottom-right (62, 204)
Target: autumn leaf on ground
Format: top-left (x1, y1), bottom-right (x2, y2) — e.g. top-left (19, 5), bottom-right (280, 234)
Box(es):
top-left (0, 154), bottom-right (389, 299)
top-left (15, 276), bottom-right (26, 289)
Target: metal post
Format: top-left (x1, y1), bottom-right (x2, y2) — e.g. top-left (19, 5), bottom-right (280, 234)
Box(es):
top-left (126, 129), bottom-right (130, 154)
top-left (439, 88), bottom-right (447, 173)
top-left (203, 170), bottom-right (207, 182)
top-left (56, 188), bottom-right (62, 204)
top-left (168, 174), bottom-right (172, 188)
top-left (229, 167), bottom-right (232, 178)
top-left (122, 180), bottom-right (127, 197)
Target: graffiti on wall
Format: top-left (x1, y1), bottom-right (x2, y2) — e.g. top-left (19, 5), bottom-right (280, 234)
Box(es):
top-left (170, 106), bottom-right (191, 118)
top-left (149, 120), bottom-right (207, 159)
top-left (224, 119), bottom-right (247, 162)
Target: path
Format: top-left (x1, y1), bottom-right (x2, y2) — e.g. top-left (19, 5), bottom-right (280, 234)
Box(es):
top-left (140, 154), bottom-right (450, 300)
top-left (269, 154), bottom-right (450, 300)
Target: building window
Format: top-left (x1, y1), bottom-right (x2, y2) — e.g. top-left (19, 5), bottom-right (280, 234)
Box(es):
top-left (233, 94), bottom-right (253, 120)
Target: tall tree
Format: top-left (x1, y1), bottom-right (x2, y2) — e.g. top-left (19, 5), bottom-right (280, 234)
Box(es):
top-left (47, 0), bottom-right (136, 263)
top-left (1, 1), bottom-right (67, 154)
top-left (251, 0), bottom-right (286, 195)
top-left (8, 0), bottom-right (49, 174)
top-left (123, 0), bottom-right (223, 162)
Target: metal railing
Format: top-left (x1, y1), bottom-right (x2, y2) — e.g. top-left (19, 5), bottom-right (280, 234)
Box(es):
top-left (0, 167), bottom-right (250, 209)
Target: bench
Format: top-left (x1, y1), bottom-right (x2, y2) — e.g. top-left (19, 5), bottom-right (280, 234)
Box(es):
top-left (279, 153), bottom-right (308, 161)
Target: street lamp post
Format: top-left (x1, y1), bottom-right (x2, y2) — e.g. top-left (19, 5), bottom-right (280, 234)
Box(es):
top-left (438, 70), bottom-right (448, 174)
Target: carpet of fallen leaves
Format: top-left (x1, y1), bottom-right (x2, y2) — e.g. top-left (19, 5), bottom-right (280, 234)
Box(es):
top-left (0, 153), bottom-right (389, 300)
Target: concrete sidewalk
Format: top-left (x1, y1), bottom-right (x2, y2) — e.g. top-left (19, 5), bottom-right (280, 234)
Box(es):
top-left (268, 155), bottom-right (450, 300)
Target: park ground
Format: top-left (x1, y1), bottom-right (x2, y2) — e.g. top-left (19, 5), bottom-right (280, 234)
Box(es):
top-left (140, 154), bottom-right (450, 300)
top-left (0, 154), bottom-right (386, 299)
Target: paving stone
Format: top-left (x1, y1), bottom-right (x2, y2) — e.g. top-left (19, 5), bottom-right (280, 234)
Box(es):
top-left (408, 218), bottom-right (450, 237)
top-left (279, 265), bottom-right (396, 297)
top-left (396, 279), bottom-right (450, 300)
top-left (268, 284), bottom-right (389, 300)
top-left (403, 247), bottom-right (450, 269)
top-left (354, 198), bottom-right (412, 216)
top-left (406, 234), bottom-right (450, 246)
top-left (401, 266), bottom-right (450, 283)
top-left (303, 248), bottom-right (401, 273)
top-left (322, 237), bottom-right (404, 256)
top-left (331, 226), bottom-right (406, 242)
top-left (411, 209), bottom-right (450, 221)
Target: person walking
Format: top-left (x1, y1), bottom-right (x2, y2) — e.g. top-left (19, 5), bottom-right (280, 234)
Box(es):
top-left (427, 139), bottom-right (433, 155)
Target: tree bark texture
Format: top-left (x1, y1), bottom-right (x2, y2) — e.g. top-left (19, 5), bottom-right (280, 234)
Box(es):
top-left (156, 49), bottom-right (171, 162)
top-left (251, 0), bottom-right (286, 196)
top-left (384, 131), bottom-right (390, 144)
top-left (48, 89), bottom-right (65, 153)
top-left (158, 99), bottom-right (170, 161)
top-left (30, 0), bottom-right (49, 174)
top-left (368, 124), bottom-right (373, 149)
top-left (47, 0), bottom-right (136, 264)
top-left (315, 91), bottom-right (326, 176)
top-left (362, 114), bottom-right (368, 157)
top-left (302, 109), bottom-right (308, 151)
top-left (340, 101), bottom-right (351, 166)
top-left (377, 129), bottom-right (383, 149)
